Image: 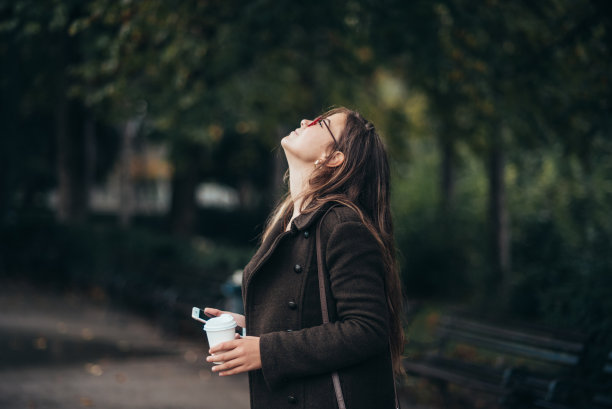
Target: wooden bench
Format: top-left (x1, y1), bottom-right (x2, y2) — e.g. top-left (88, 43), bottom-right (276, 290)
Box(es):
top-left (533, 348), bottom-right (612, 409)
top-left (402, 314), bottom-right (589, 408)
top-left (588, 349), bottom-right (612, 409)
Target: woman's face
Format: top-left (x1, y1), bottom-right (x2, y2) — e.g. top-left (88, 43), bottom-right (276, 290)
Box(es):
top-left (281, 113), bottom-right (346, 166)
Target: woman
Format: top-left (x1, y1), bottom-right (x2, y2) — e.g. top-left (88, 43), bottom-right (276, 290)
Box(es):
top-left (205, 107), bottom-right (404, 409)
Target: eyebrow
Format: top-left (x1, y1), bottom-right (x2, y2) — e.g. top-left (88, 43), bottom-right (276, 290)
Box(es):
top-left (311, 117), bottom-right (331, 127)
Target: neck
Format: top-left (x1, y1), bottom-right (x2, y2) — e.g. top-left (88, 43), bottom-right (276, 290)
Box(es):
top-left (288, 161), bottom-right (312, 222)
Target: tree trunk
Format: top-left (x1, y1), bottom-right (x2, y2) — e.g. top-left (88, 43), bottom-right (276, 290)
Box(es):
top-left (56, 99), bottom-right (88, 223)
top-left (440, 135), bottom-right (455, 215)
top-left (56, 92), bottom-right (71, 222)
top-left (488, 128), bottom-right (511, 304)
top-left (53, 30), bottom-right (88, 224)
top-left (118, 119), bottom-right (140, 228)
top-left (169, 144), bottom-right (200, 236)
top-left (71, 107), bottom-right (88, 222)
top-left (238, 181), bottom-right (254, 210)
top-left (84, 113), bottom-right (96, 211)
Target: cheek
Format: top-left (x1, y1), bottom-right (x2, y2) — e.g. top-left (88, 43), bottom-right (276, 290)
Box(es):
top-left (304, 131), bottom-right (330, 150)
top-left (282, 130), bottom-right (331, 162)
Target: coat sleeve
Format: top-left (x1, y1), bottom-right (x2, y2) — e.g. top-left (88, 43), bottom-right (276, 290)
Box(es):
top-left (259, 219), bottom-right (390, 389)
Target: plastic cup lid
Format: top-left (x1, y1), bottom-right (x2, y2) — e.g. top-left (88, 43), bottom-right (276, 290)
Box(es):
top-left (204, 314), bottom-right (237, 332)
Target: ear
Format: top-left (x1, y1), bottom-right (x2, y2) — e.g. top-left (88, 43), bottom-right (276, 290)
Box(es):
top-left (325, 151), bottom-right (344, 168)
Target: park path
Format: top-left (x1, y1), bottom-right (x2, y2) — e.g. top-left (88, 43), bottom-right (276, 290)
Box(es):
top-left (0, 281), bottom-right (250, 409)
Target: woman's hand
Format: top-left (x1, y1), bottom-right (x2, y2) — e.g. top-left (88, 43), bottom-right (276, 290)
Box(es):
top-left (207, 336), bottom-right (261, 376)
top-left (204, 307), bottom-right (245, 329)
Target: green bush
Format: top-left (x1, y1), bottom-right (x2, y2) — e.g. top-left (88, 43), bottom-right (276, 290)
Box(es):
top-left (392, 139), bottom-right (488, 301)
top-left (392, 139), bottom-right (612, 348)
top-left (508, 148), bottom-right (612, 342)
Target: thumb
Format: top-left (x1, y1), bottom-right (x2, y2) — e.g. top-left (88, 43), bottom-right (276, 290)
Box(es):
top-left (204, 307), bottom-right (222, 317)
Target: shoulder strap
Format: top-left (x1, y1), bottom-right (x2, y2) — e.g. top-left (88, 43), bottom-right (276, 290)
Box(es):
top-left (315, 206), bottom-right (346, 409)
top-left (315, 205), bottom-right (401, 409)
top-left (315, 206), bottom-right (336, 324)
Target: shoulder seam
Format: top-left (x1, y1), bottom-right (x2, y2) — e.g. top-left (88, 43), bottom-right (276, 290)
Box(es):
top-left (328, 204), bottom-right (361, 224)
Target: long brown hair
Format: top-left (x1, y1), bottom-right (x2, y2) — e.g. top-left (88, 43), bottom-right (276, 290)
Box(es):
top-left (263, 107), bottom-right (405, 375)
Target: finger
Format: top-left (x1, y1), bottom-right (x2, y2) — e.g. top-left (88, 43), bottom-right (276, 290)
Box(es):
top-left (209, 339), bottom-right (238, 354)
top-left (218, 363), bottom-right (247, 376)
top-left (212, 356), bottom-right (245, 372)
top-left (234, 333), bottom-right (241, 339)
top-left (211, 356), bottom-right (242, 372)
top-left (206, 351), bottom-right (231, 365)
top-left (207, 347), bottom-right (242, 364)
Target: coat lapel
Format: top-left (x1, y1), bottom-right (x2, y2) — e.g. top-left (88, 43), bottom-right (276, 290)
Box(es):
top-left (242, 216), bottom-right (286, 289)
top-left (242, 201), bottom-right (337, 292)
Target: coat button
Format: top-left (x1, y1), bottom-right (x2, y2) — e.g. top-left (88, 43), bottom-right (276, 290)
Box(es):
top-left (288, 395), bottom-right (297, 404)
top-left (294, 264), bottom-right (303, 273)
top-left (303, 231), bottom-right (310, 238)
top-left (288, 301), bottom-right (297, 310)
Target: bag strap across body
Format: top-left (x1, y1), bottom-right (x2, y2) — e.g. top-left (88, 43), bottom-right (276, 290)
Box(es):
top-left (315, 207), bottom-right (400, 409)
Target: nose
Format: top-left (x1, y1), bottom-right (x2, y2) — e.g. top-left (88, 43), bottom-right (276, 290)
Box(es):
top-left (300, 119), bottom-right (309, 127)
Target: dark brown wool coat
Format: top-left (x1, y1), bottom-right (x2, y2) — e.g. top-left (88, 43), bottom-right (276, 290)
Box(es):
top-left (242, 203), bottom-right (396, 409)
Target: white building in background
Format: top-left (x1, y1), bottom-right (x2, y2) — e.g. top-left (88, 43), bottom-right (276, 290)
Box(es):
top-left (89, 143), bottom-right (173, 214)
top-left (195, 182), bottom-right (239, 209)
top-left (90, 143), bottom-right (240, 213)
top-left (49, 142), bottom-right (240, 215)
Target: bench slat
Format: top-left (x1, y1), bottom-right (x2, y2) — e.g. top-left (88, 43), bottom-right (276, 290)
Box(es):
top-left (441, 329), bottom-right (581, 366)
top-left (401, 314), bottom-right (594, 409)
top-left (403, 360), bottom-right (508, 396)
top-left (440, 316), bottom-right (585, 354)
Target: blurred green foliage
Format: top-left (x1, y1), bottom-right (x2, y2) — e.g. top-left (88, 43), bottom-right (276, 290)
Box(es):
top-left (0, 0), bottom-right (611, 348)
top-left (507, 142), bottom-right (612, 336)
top-left (392, 136), bottom-right (612, 340)
top-left (392, 139), bottom-right (488, 300)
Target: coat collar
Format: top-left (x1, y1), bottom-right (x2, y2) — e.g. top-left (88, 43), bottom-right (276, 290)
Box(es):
top-left (290, 201), bottom-right (337, 234)
top-left (243, 201), bottom-right (339, 297)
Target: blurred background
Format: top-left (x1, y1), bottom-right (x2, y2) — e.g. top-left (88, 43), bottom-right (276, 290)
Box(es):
top-left (1, 0), bottom-right (611, 408)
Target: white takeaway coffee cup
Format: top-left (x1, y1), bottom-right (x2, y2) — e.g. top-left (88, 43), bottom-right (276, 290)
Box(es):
top-left (203, 314), bottom-right (237, 364)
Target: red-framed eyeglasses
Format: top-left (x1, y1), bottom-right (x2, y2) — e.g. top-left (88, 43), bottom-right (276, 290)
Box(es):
top-left (308, 116), bottom-right (339, 148)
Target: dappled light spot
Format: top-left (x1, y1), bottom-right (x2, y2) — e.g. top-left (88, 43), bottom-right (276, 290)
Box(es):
top-left (33, 337), bottom-right (47, 350)
top-left (79, 396), bottom-right (94, 407)
top-left (56, 321), bottom-right (67, 334)
top-left (81, 328), bottom-right (94, 341)
top-left (84, 363), bottom-right (103, 376)
top-left (184, 349), bottom-right (198, 364)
